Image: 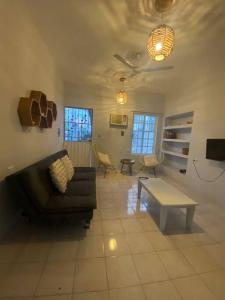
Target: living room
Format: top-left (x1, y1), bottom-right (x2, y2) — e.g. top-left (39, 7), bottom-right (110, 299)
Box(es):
top-left (0, 0), bottom-right (225, 299)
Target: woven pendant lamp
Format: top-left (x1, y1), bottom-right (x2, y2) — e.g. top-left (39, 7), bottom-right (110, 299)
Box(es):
top-left (147, 24), bottom-right (174, 62)
top-left (116, 77), bottom-right (128, 104)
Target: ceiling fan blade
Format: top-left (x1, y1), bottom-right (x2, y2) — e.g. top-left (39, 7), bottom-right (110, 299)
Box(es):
top-left (127, 71), bottom-right (141, 78)
top-left (113, 54), bottom-right (137, 69)
top-left (139, 66), bottom-right (174, 73)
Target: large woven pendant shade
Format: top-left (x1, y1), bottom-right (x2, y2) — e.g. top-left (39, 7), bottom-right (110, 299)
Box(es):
top-left (147, 24), bottom-right (174, 62)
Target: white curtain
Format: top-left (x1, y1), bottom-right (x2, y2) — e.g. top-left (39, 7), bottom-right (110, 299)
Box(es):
top-left (63, 141), bottom-right (92, 167)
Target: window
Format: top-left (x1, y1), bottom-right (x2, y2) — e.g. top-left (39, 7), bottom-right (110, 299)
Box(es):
top-left (64, 107), bottom-right (93, 142)
top-left (131, 113), bottom-right (157, 155)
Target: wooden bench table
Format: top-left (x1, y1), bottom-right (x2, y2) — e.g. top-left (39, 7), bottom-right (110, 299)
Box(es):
top-left (138, 178), bottom-right (198, 231)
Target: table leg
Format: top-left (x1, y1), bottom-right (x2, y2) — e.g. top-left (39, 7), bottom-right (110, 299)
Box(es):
top-left (138, 180), bottom-right (142, 199)
top-left (186, 206), bottom-right (195, 230)
top-left (120, 163), bottom-right (124, 173)
top-left (129, 164), bottom-right (132, 176)
top-left (160, 206), bottom-right (168, 232)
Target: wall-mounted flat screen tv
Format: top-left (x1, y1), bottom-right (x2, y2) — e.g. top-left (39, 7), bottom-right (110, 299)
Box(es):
top-left (206, 139), bottom-right (225, 161)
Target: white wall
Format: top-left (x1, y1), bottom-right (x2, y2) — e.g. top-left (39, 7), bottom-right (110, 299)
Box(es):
top-left (0, 0), bottom-right (64, 237)
top-left (162, 35), bottom-right (225, 204)
top-left (65, 82), bottom-right (165, 170)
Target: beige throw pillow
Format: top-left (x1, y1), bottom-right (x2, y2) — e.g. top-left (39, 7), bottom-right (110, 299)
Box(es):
top-left (49, 159), bottom-right (67, 193)
top-left (61, 155), bottom-right (74, 181)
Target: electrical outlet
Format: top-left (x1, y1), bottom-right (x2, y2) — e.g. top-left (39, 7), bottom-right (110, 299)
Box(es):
top-left (193, 158), bottom-right (198, 162)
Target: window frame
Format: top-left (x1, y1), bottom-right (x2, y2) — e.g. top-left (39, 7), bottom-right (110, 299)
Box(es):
top-left (64, 106), bottom-right (93, 142)
top-left (130, 112), bottom-right (158, 156)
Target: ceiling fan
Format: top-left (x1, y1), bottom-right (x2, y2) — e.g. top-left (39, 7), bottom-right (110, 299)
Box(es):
top-left (113, 54), bottom-right (174, 78)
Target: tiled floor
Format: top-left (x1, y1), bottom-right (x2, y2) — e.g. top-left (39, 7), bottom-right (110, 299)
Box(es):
top-left (0, 172), bottom-right (225, 299)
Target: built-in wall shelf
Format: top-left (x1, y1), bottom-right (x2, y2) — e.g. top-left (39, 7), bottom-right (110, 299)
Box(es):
top-left (161, 111), bottom-right (194, 174)
top-left (163, 124), bottom-right (192, 130)
top-left (165, 111), bottom-right (194, 119)
top-left (162, 150), bottom-right (189, 159)
top-left (162, 139), bottom-right (190, 143)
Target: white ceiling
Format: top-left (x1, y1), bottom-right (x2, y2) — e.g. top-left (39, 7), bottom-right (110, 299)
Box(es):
top-left (26, 0), bottom-right (225, 94)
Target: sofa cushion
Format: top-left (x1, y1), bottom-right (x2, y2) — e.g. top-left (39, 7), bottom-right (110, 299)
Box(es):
top-left (72, 167), bottom-right (96, 181)
top-left (18, 168), bottom-right (50, 211)
top-left (61, 155), bottom-right (74, 181)
top-left (49, 159), bottom-right (67, 193)
top-left (47, 195), bottom-right (96, 213)
top-left (65, 180), bottom-right (95, 196)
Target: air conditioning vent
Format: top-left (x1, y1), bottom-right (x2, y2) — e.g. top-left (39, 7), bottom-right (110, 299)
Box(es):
top-left (110, 114), bottom-right (128, 126)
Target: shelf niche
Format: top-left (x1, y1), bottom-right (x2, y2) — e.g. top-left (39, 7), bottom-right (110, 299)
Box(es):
top-left (17, 97), bottom-right (41, 126)
top-left (30, 90), bottom-right (48, 116)
top-left (161, 111), bottom-right (194, 174)
top-left (47, 101), bottom-right (57, 121)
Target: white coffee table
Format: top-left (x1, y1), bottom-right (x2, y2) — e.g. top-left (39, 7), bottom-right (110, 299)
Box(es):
top-left (138, 178), bottom-right (198, 231)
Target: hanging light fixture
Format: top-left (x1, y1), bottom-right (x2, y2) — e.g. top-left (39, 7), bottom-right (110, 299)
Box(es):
top-left (147, 24), bottom-right (175, 62)
top-left (154, 0), bottom-right (175, 13)
top-left (116, 77), bottom-right (128, 104)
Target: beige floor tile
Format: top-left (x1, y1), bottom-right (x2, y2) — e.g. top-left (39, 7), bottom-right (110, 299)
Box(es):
top-left (93, 209), bottom-right (102, 220)
top-left (145, 231), bottom-right (175, 251)
top-left (173, 275), bottom-right (216, 300)
top-left (181, 246), bottom-right (221, 273)
top-left (74, 258), bottom-right (107, 293)
top-left (35, 295), bottom-right (72, 300)
top-left (133, 252), bottom-right (168, 284)
top-left (0, 242), bottom-right (24, 263)
top-left (168, 234), bottom-right (196, 249)
top-left (73, 290), bottom-right (109, 300)
top-left (36, 261), bottom-right (75, 296)
top-left (126, 233), bottom-right (154, 254)
top-left (102, 220), bottom-right (124, 235)
top-left (133, 209), bottom-right (151, 219)
top-left (138, 217), bottom-right (159, 231)
top-left (104, 235), bottom-right (130, 256)
top-left (5, 297), bottom-right (33, 300)
top-left (109, 286), bottom-right (146, 300)
top-left (77, 236), bottom-right (104, 258)
top-left (86, 221), bottom-right (103, 236)
top-left (158, 249), bottom-right (195, 279)
top-left (99, 195), bottom-right (117, 209)
top-left (119, 208), bottom-right (136, 219)
top-left (143, 281), bottom-right (181, 300)
top-left (0, 262), bottom-right (43, 297)
top-left (201, 270), bottom-right (225, 300)
top-left (100, 208), bottom-right (120, 220)
top-left (203, 243), bottom-right (225, 268)
top-left (121, 219), bottom-right (143, 233)
top-left (191, 233), bottom-right (215, 246)
top-left (99, 192), bottom-right (114, 200)
top-left (16, 241), bottom-right (51, 262)
top-left (106, 255), bottom-right (139, 288)
top-left (48, 241), bottom-right (78, 261)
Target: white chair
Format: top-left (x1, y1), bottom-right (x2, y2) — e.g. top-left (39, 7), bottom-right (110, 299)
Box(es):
top-left (140, 155), bottom-right (162, 177)
top-left (93, 145), bottom-right (114, 177)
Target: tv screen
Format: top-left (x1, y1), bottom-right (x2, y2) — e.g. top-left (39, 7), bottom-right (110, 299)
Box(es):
top-left (206, 139), bottom-right (225, 161)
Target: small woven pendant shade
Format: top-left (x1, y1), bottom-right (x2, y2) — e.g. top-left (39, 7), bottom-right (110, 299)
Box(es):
top-left (116, 91), bottom-right (128, 104)
top-left (147, 24), bottom-right (174, 62)
top-left (116, 77), bottom-right (128, 104)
